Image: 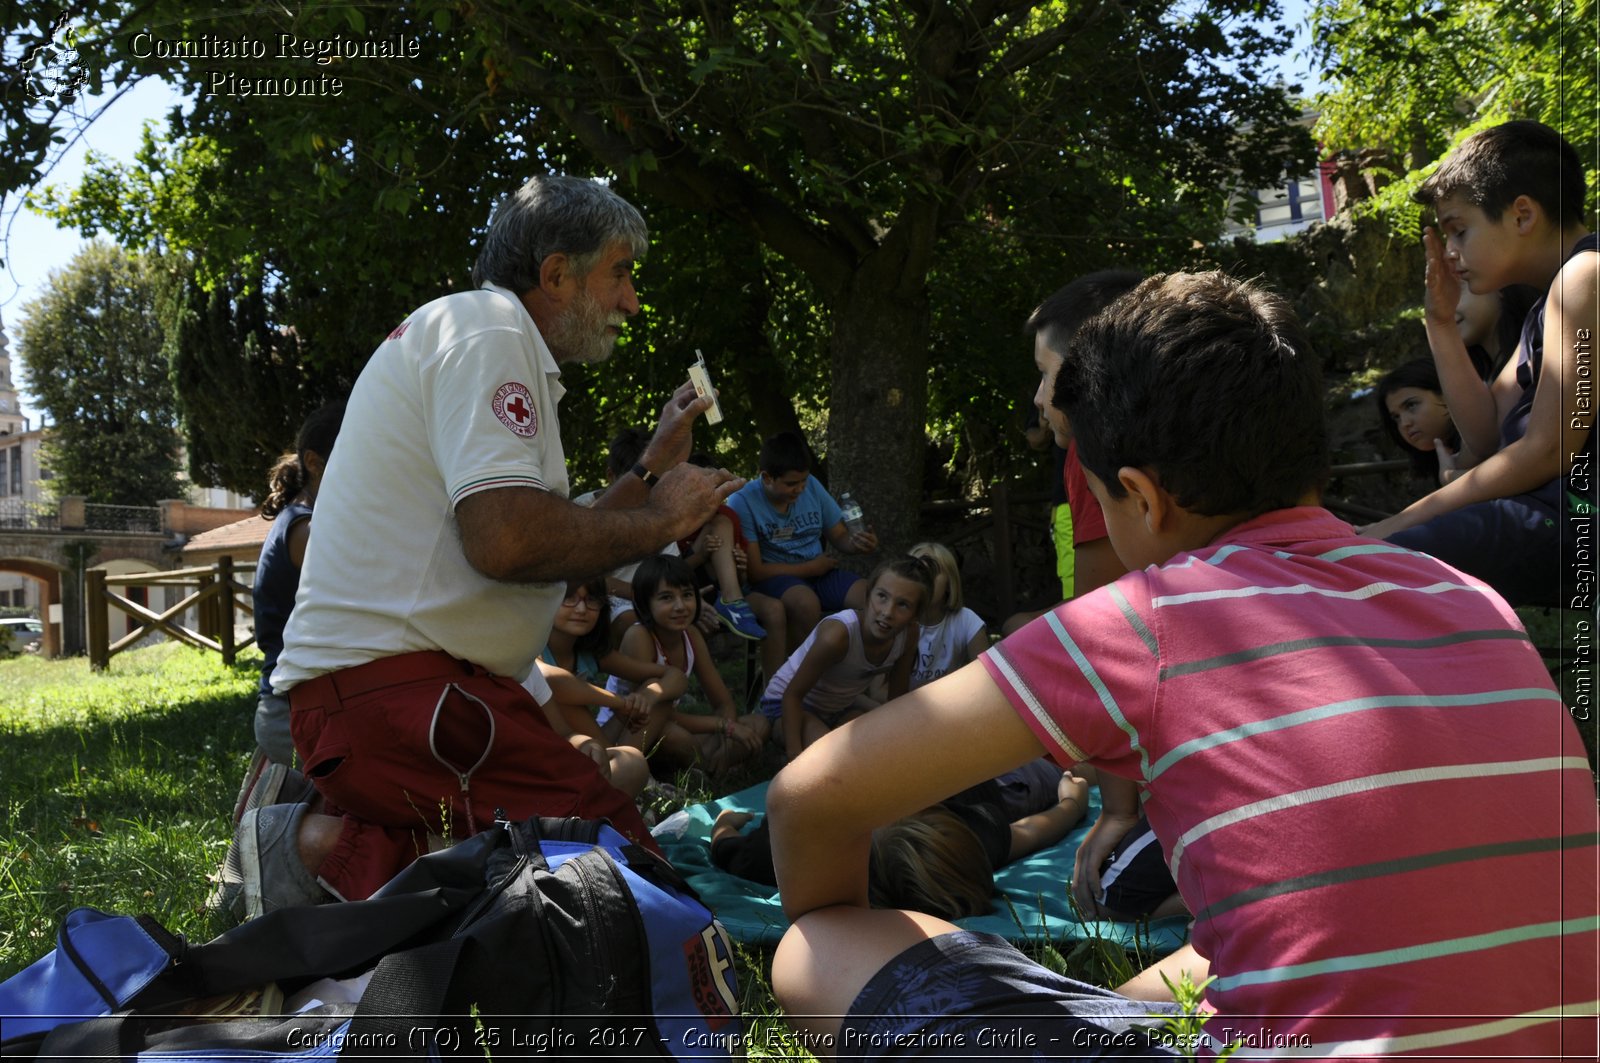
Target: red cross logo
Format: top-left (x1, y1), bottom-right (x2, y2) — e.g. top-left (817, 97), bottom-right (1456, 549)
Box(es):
top-left (491, 382), bottom-right (538, 438)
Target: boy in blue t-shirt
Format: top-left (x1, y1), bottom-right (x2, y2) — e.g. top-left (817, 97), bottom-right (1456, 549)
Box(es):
top-left (729, 431), bottom-right (879, 656)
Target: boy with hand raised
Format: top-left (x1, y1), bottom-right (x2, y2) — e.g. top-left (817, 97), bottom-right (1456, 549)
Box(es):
top-left (1363, 120), bottom-right (1596, 605)
top-left (768, 272), bottom-right (1596, 1059)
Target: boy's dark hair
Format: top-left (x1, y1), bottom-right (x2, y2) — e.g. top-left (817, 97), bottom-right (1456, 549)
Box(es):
top-left (605, 427), bottom-right (653, 481)
top-left (1026, 270), bottom-right (1144, 354)
top-left (630, 554), bottom-right (701, 628)
top-left (758, 431), bottom-right (813, 477)
top-left (1412, 120), bottom-right (1586, 224)
top-left (1374, 359), bottom-right (1456, 477)
top-left (1054, 272), bottom-right (1329, 517)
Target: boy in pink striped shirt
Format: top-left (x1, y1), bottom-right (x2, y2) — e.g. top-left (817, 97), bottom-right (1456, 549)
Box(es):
top-left (768, 272), bottom-right (1597, 1059)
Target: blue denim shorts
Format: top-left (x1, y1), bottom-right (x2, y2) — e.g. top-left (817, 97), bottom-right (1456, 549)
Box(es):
top-left (840, 931), bottom-right (1181, 1061)
top-left (1387, 492), bottom-right (1568, 607)
top-left (750, 568), bottom-right (862, 612)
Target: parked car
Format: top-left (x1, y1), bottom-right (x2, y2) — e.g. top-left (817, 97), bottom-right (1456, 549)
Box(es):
top-left (0, 617), bottom-right (45, 655)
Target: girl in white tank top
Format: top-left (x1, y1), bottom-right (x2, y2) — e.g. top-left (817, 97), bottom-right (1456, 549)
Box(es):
top-left (756, 557), bottom-right (934, 759)
top-left (609, 555), bottom-right (767, 775)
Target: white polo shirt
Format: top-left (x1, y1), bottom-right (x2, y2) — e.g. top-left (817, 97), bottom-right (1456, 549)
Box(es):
top-left (274, 284), bottom-right (568, 691)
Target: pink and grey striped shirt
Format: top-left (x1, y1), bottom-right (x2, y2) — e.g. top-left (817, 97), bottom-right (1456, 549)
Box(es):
top-left (984, 507), bottom-right (1597, 1058)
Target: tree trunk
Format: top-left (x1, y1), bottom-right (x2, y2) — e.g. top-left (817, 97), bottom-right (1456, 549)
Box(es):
top-left (825, 260), bottom-right (931, 557)
top-left (723, 261), bottom-right (805, 447)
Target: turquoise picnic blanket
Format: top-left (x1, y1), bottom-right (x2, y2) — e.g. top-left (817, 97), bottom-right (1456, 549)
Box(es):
top-left (652, 780), bottom-right (1188, 955)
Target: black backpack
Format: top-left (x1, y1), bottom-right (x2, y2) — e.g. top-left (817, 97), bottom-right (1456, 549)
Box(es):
top-left (1, 816), bottom-right (742, 1060)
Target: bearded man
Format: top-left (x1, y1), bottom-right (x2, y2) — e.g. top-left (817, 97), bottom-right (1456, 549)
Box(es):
top-left (232, 176), bottom-right (737, 911)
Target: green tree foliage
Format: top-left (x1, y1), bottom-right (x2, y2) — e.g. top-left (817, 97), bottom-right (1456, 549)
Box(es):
top-left (7, 1), bottom-right (1314, 544)
top-left (1313, 0), bottom-right (1597, 211)
top-left (163, 267), bottom-right (356, 494)
top-left (15, 242), bottom-right (185, 506)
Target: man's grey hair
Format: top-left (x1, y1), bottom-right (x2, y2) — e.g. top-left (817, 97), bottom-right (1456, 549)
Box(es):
top-left (471, 175), bottom-right (648, 293)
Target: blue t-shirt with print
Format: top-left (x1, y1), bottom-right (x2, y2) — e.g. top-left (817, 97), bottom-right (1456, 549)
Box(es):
top-left (728, 476), bottom-right (842, 566)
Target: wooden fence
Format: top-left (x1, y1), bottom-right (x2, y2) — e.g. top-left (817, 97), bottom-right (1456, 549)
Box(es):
top-left (86, 557), bottom-right (255, 671)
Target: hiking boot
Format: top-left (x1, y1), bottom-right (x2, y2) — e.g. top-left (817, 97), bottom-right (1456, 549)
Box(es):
top-left (217, 802), bottom-right (332, 921)
top-left (712, 597), bottom-right (766, 640)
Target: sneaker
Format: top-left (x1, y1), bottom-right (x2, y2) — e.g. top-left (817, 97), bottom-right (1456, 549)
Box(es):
top-left (215, 803), bottom-right (332, 921)
top-left (712, 597), bottom-right (766, 640)
top-left (230, 750), bottom-right (315, 826)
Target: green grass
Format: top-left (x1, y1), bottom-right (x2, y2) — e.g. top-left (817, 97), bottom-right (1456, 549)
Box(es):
top-left (0, 643), bottom-right (259, 977)
top-left (0, 642), bottom-right (1179, 1057)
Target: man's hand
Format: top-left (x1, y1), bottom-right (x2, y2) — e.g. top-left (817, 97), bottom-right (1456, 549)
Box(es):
top-left (648, 463), bottom-right (743, 543)
top-left (1421, 226), bottom-right (1462, 328)
top-left (640, 380), bottom-right (714, 473)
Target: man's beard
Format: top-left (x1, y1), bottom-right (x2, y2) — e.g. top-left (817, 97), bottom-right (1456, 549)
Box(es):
top-left (548, 290), bottom-right (624, 364)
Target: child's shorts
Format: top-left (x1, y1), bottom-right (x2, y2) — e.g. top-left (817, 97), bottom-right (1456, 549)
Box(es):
top-left (1098, 815), bottom-right (1178, 919)
top-left (750, 568), bottom-right (861, 612)
top-left (991, 758), bottom-right (1067, 819)
top-left (841, 930), bottom-right (1180, 1060)
top-left (759, 695), bottom-right (853, 730)
top-left (1386, 492), bottom-right (1568, 607)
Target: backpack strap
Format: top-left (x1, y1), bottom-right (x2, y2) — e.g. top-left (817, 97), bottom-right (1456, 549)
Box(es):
top-left (32, 1011), bottom-right (128, 1063)
top-left (619, 842), bottom-right (701, 901)
top-left (341, 937), bottom-right (469, 1058)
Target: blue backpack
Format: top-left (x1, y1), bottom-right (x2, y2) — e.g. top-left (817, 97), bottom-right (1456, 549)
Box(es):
top-left (1, 816), bottom-right (742, 1060)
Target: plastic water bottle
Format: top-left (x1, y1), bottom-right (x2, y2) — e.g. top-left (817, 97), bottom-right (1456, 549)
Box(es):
top-left (839, 491), bottom-right (866, 535)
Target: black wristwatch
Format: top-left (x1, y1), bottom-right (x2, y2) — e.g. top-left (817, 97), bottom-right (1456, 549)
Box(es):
top-left (631, 462), bottom-right (660, 488)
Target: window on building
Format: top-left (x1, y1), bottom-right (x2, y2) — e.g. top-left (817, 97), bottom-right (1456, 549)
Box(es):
top-left (0, 449), bottom-right (8, 495)
top-left (8, 446), bottom-right (18, 495)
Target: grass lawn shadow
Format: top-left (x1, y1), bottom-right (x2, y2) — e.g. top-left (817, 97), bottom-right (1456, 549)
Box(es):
top-left (1, 645), bottom-right (258, 977)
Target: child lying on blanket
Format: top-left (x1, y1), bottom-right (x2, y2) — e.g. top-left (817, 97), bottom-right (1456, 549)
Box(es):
top-left (709, 760), bottom-right (1088, 920)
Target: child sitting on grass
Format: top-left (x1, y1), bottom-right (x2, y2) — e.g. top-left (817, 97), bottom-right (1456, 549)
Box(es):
top-left (527, 576), bottom-right (677, 799)
top-left (905, 542), bottom-right (988, 689)
top-left (606, 555), bottom-right (766, 776)
top-left (729, 431), bottom-right (880, 660)
top-left (751, 557), bottom-right (931, 759)
top-left (767, 271), bottom-right (1596, 1057)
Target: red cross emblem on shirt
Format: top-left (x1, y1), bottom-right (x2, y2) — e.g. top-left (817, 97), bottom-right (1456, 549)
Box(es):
top-left (492, 381), bottom-right (539, 438)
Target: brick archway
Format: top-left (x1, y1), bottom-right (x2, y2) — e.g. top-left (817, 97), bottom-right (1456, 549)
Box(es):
top-left (0, 557), bottom-right (66, 657)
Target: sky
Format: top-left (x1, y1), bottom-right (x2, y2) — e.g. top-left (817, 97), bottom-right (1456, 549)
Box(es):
top-left (1, 76), bottom-right (192, 426)
top-left (0, 1), bottom-right (1323, 427)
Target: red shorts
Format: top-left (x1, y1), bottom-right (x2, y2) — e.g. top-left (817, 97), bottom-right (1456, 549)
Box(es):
top-left (289, 650), bottom-right (655, 900)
